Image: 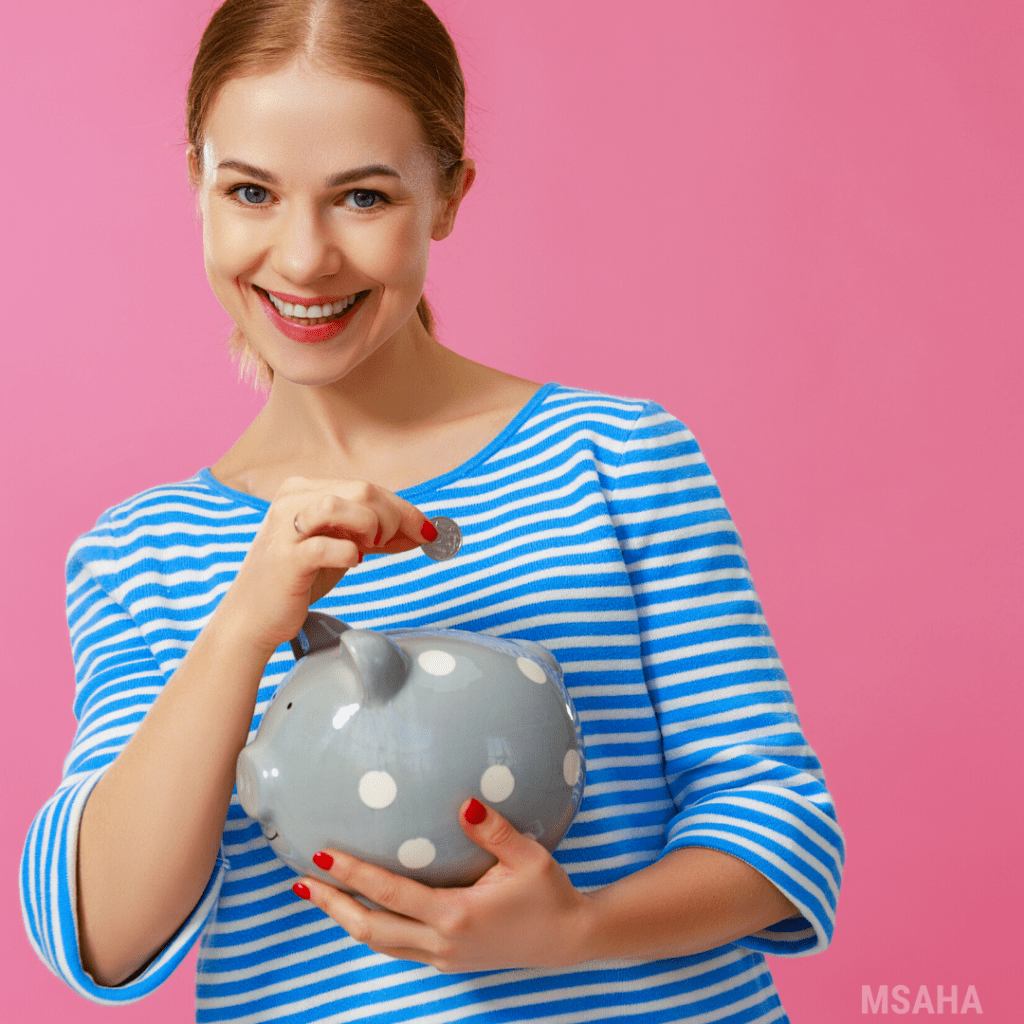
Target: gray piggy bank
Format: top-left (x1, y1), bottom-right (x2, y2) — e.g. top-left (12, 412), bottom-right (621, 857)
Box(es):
top-left (236, 612), bottom-right (586, 892)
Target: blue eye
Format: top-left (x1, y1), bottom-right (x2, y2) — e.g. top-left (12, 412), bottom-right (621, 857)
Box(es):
top-left (233, 184), bottom-right (270, 206)
top-left (347, 190), bottom-right (382, 209)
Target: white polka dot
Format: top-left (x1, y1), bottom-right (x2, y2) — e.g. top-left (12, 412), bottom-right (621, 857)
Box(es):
top-left (517, 656), bottom-right (547, 683)
top-left (563, 749), bottom-right (581, 786)
top-left (480, 764), bottom-right (515, 802)
top-left (358, 770), bottom-right (397, 809)
top-left (418, 649), bottom-right (457, 676)
top-left (397, 837), bottom-right (436, 869)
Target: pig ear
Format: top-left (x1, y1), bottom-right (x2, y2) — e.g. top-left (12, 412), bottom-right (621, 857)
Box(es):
top-left (290, 612), bottom-right (351, 661)
top-left (338, 630), bottom-right (409, 704)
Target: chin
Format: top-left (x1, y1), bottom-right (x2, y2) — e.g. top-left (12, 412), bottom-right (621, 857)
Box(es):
top-left (269, 361), bottom-right (361, 389)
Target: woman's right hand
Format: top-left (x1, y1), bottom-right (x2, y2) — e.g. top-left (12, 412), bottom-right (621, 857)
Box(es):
top-left (76, 474), bottom-right (438, 987)
top-left (215, 476), bottom-right (436, 657)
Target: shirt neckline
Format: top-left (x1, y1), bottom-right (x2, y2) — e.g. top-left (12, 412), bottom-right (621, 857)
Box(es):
top-left (197, 381), bottom-right (560, 510)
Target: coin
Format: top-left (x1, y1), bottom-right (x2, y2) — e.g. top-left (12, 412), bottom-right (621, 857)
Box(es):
top-left (422, 516), bottom-right (462, 561)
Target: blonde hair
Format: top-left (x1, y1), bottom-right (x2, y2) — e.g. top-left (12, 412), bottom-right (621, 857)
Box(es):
top-left (186, 0), bottom-right (465, 391)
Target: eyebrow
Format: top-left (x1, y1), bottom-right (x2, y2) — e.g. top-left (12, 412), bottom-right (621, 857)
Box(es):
top-left (215, 160), bottom-right (401, 188)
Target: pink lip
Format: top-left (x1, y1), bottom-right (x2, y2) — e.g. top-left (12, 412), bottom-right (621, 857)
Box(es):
top-left (255, 286), bottom-right (368, 344)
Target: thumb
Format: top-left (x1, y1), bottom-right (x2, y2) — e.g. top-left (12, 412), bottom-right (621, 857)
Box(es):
top-left (459, 798), bottom-right (541, 874)
top-left (309, 566), bottom-right (348, 605)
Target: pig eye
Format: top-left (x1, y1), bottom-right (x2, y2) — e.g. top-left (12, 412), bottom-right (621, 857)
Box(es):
top-left (287, 703), bottom-right (293, 709)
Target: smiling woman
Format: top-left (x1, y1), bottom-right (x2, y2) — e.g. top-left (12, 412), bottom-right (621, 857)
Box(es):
top-left (188, 66), bottom-right (464, 396)
top-left (185, 0), bottom-right (468, 392)
top-left (19, 1), bottom-right (844, 1022)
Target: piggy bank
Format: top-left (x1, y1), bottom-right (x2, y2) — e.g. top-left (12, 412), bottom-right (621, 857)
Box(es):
top-left (236, 612), bottom-right (586, 893)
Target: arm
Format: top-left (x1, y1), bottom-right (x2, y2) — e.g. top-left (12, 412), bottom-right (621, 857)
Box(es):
top-left (606, 403), bottom-right (845, 955)
top-left (284, 798), bottom-right (799, 972)
top-left (77, 477), bottom-right (436, 985)
top-left (20, 548), bottom-right (238, 1002)
top-left (582, 846), bottom-right (799, 962)
top-left (22, 476), bottom-right (437, 996)
top-left (75, 602), bottom-right (276, 985)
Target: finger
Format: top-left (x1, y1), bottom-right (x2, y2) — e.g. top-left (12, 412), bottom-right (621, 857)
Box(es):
top-left (311, 849), bottom-right (440, 926)
top-left (286, 482), bottom-right (433, 553)
top-left (288, 536), bottom-right (361, 593)
top-left (293, 873), bottom-right (441, 954)
top-left (292, 494), bottom-right (379, 548)
top-left (459, 799), bottom-right (545, 876)
top-left (316, 482), bottom-right (435, 551)
top-left (376, 507), bottom-right (439, 554)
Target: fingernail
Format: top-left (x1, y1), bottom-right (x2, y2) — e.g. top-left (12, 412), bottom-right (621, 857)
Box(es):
top-left (374, 526), bottom-right (382, 546)
top-left (421, 520), bottom-right (439, 542)
top-left (292, 882), bottom-right (311, 900)
top-left (312, 851), bottom-right (334, 870)
top-left (464, 798), bottom-right (487, 825)
top-left (357, 552), bottom-right (364, 564)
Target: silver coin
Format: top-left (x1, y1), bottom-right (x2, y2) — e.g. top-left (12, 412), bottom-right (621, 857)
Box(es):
top-left (422, 516), bottom-right (462, 561)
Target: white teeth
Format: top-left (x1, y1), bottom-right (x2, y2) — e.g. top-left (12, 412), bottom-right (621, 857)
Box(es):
top-left (264, 290), bottom-right (360, 319)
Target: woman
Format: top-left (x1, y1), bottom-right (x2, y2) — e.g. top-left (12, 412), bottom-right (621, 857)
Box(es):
top-left (21, 1), bottom-right (844, 1021)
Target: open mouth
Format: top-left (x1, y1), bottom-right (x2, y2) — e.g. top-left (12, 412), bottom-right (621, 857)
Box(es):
top-left (254, 286), bottom-right (370, 325)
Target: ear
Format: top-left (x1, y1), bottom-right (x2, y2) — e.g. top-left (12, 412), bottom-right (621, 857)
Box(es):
top-left (431, 158), bottom-right (476, 241)
top-left (186, 145), bottom-right (201, 190)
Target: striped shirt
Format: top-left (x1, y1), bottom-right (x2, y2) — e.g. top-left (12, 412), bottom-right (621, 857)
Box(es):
top-left (21, 384), bottom-right (844, 1023)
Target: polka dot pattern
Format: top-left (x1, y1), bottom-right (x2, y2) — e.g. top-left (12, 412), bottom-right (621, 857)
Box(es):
top-left (398, 837), bottom-right (436, 869)
top-left (358, 770), bottom-right (397, 809)
top-left (243, 624), bottom-right (585, 891)
top-left (418, 650), bottom-right (456, 676)
top-left (563, 749), bottom-right (581, 786)
top-left (480, 764), bottom-right (515, 802)
top-left (516, 657), bottom-right (547, 683)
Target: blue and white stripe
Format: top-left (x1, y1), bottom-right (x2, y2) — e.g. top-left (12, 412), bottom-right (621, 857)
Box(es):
top-left (21, 383), bottom-right (844, 1022)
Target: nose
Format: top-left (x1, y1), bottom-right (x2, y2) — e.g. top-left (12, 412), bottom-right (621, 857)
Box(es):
top-left (270, 202), bottom-right (343, 284)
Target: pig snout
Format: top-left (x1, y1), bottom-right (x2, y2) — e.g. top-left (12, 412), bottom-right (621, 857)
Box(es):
top-left (236, 742), bottom-right (278, 823)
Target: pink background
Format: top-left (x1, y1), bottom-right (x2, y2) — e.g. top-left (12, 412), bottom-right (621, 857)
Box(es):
top-left (2, 1), bottom-right (1021, 1020)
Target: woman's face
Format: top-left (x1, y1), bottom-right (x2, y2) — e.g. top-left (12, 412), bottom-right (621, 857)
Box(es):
top-left (190, 61), bottom-right (468, 387)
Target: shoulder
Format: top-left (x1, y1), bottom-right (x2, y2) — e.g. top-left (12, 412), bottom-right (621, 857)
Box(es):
top-left (527, 387), bottom-right (716, 505)
top-left (527, 384), bottom-right (694, 457)
top-left (66, 471), bottom-right (261, 582)
top-left (534, 384), bottom-right (687, 430)
top-left (533, 383), bottom-right (653, 421)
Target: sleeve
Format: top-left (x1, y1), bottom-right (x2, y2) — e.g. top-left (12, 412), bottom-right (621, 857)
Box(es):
top-left (606, 402), bottom-right (845, 956)
top-left (19, 535), bottom-right (225, 1005)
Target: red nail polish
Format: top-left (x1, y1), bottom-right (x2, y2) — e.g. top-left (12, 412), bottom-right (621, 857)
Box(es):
top-left (357, 552), bottom-right (364, 563)
top-left (374, 526), bottom-right (382, 546)
top-left (313, 851), bottom-right (334, 870)
top-left (464, 798), bottom-right (487, 825)
top-left (421, 520), bottom-right (439, 542)
top-left (293, 882), bottom-right (311, 900)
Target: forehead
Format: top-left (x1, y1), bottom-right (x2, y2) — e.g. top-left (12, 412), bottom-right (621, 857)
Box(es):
top-left (202, 61), bottom-right (431, 182)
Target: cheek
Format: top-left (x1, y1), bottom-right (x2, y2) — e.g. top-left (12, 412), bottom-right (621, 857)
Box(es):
top-left (368, 216), bottom-right (432, 288)
top-left (337, 197), bottom-right (435, 286)
top-left (203, 208), bottom-right (257, 282)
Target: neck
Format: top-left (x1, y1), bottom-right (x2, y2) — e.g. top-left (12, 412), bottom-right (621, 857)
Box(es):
top-left (243, 314), bottom-right (482, 469)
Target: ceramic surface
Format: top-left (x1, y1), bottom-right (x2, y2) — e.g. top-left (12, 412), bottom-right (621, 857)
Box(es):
top-left (236, 612), bottom-right (586, 892)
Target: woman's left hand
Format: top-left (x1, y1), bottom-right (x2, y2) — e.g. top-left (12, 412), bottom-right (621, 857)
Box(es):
top-left (292, 799), bottom-right (596, 973)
